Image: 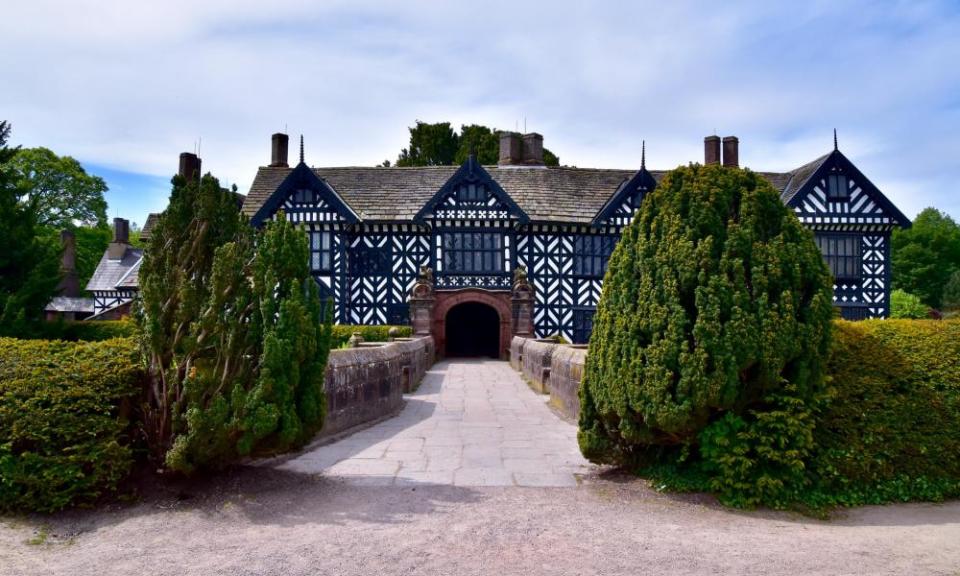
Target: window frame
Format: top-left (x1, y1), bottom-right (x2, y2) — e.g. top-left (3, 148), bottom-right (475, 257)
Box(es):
top-left (310, 230), bottom-right (334, 273)
top-left (827, 173), bottom-right (849, 201)
top-left (572, 235), bottom-right (614, 278)
top-left (815, 233), bottom-right (862, 282)
top-left (442, 231), bottom-right (504, 274)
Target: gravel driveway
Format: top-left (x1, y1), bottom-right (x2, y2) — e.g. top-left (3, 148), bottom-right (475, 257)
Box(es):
top-left (2, 359), bottom-right (959, 576)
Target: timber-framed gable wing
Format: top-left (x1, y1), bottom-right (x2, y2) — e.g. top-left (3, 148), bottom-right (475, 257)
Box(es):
top-left (250, 162), bottom-right (360, 227)
top-left (414, 155), bottom-right (529, 224)
top-left (784, 149), bottom-right (911, 230)
top-left (592, 165), bottom-right (656, 227)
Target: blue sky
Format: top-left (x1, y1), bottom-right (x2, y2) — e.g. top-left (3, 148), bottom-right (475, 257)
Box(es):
top-left (1, 1), bottom-right (958, 227)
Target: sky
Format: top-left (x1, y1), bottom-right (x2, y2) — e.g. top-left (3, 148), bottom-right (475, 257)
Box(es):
top-left (2, 0), bottom-right (958, 228)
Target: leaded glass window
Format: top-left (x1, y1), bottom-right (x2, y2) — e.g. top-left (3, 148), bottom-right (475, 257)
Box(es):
top-left (310, 230), bottom-right (333, 273)
top-left (443, 232), bottom-right (503, 273)
top-left (573, 235), bottom-right (615, 277)
top-left (816, 234), bottom-right (861, 280)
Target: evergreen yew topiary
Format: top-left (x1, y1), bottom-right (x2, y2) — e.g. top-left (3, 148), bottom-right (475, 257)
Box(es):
top-left (579, 163), bottom-right (834, 507)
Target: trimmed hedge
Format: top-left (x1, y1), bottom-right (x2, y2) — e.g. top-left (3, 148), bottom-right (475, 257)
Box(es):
top-left (643, 319), bottom-right (960, 509)
top-left (331, 325), bottom-right (412, 348)
top-left (35, 320), bottom-right (137, 342)
top-left (0, 337), bottom-right (141, 512)
top-left (806, 319), bottom-right (960, 506)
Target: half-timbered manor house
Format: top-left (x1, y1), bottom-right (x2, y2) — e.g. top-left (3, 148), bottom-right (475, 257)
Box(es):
top-left (86, 131), bottom-right (910, 358)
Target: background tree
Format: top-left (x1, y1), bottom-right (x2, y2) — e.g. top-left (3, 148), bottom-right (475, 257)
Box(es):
top-left (73, 224), bottom-right (112, 288)
top-left (5, 147), bottom-right (108, 228)
top-left (578, 163), bottom-right (834, 507)
top-left (0, 122), bottom-right (60, 336)
top-left (892, 207), bottom-right (960, 308)
top-left (395, 121), bottom-right (560, 166)
top-left (941, 270), bottom-right (960, 314)
top-left (396, 122), bottom-right (459, 167)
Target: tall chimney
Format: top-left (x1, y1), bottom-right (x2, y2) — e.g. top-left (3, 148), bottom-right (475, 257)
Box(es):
top-left (178, 152), bottom-right (202, 180)
top-left (498, 132), bottom-right (523, 165)
top-left (57, 229), bottom-right (80, 297)
top-left (722, 136), bottom-right (739, 168)
top-left (522, 133), bottom-right (544, 165)
top-left (704, 136), bottom-right (721, 165)
top-left (108, 218), bottom-right (130, 260)
top-left (271, 133), bottom-right (289, 167)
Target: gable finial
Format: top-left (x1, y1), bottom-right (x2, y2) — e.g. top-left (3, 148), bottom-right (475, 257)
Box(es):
top-left (300, 134), bottom-right (305, 164)
top-left (641, 140), bottom-right (646, 169)
top-left (833, 128), bottom-right (838, 152)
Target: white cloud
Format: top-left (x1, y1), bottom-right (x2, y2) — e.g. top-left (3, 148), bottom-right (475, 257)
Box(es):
top-left (1, 0), bottom-right (957, 221)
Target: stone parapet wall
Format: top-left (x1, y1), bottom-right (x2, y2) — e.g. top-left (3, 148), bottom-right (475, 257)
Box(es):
top-left (510, 336), bottom-right (587, 421)
top-left (509, 336), bottom-right (527, 371)
top-left (519, 339), bottom-right (560, 394)
top-left (548, 344), bottom-right (587, 421)
top-left (321, 336), bottom-right (435, 437)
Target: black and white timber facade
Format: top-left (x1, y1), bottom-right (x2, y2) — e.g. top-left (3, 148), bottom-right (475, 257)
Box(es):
top-left (88, 132), bottom-right (910, 341)
top-left (238, 132), bottom-right (910, 342)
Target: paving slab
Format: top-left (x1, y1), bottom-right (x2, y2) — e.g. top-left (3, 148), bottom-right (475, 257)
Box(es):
top-left (277, 358), bottom-right (594, 486)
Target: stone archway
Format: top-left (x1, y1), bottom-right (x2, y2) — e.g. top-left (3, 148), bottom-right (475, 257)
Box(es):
top-left (433, 289), bottom-right (513, 360)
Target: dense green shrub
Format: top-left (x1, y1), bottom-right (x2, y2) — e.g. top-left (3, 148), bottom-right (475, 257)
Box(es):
top-left (35, 320), bottom-right (137, 342)
top-left (890, 289), bottom-right (929, 319)
top-left (805, 319), bottom-right (960, 506)
top-left (579, 163), bottom-right (834, 508)
top-left (331, 325), bottom-right (413, 347)
top-left (0, 337), bottom-right (140, 512)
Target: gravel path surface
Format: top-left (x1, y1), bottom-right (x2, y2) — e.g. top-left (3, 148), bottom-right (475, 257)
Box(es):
top-left (2, 359), bottom-right (959, 575)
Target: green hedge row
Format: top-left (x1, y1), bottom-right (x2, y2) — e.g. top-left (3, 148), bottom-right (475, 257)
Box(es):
top-left (0, 337), bottom-right (141, 512)
top-left (331, 325), bottom-right (412, 348)
top-left (35, 320), bottom-right (138, 342)
top-left (806, 319), bottom-right (960, 506)
top-left (642, 319), bottom-right (960, 509)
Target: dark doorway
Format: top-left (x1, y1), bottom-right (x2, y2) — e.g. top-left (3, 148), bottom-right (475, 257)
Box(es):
top-left (445, 302), bottom-right (500, 358)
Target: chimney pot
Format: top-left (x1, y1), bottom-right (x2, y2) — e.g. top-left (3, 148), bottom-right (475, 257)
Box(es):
top-left (498, 132), bottom-right (523, 165)
top-left (704, 136), bottom-right (721, 165)
top-left (722, 136), bottom-right (739, 168)
top-left (271, 133), bottom-right (289, 167)
top-left (178, 152), bottom-right (202, 180)
top-left (522, 133), bottom-right (544, 165)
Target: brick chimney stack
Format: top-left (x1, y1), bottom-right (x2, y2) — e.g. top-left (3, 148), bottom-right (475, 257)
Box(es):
top-left (499, 132), bottom-right (523, 165)
top-left (57, 229), bottom-right (80, 297)
top-left (704, 136), bottom-right (721, 165)
top-left (107, 218), bottom-right (130, 260)
top-left (522, 133), bottom-right (544, 165)
top-left (178, 152), bottom-right (202, 180)
top-left (270, 133), bottom-right (289, 167)
top-left (722, 136), bottom-right (739, 168)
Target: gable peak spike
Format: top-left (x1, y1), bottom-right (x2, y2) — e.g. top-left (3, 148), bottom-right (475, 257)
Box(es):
top-left (299, 134), bottom-right (305, 164)
top-left (641, 140), bottom-right (646, 169)
top-left (833, 128), bottom-right (838, 152)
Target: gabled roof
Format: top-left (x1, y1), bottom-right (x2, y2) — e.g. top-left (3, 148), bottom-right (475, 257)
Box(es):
top-left (782, 149), bottom-right (911, 227)
top-left (249, 161), bottom-right (359, 226)
top-left (85, 247), bottom-right (143, 292)
top-left (592, 164), bottom-right (657, 226)
top-left (140, 213), bottom-right (160, 242)
top-left (240, 149), bottom-right (907, 227)
top-left (414, 155), bottom-right (529, 223)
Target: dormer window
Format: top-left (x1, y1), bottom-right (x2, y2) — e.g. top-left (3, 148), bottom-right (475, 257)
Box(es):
top-left (827, 174), bottom-right (849, 201)
top-left (457, 183), bottom-right (486, 203)
top-left (292, 188), bottom-right (315, 204)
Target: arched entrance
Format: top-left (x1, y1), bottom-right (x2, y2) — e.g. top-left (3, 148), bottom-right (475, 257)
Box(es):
top-left (445, 302), bottom-right (500, 358)
top-left (430, 288), bottom-right (515, 359)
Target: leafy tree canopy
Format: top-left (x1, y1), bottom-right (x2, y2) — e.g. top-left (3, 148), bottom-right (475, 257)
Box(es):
top-left (0, 122), bottom-right (60, 336)
top-left (395, 121), bottom-right (560, 167)
top-left (892, 207), bottom-right (960, 308)
top-left (4, 146), bottom-right (108, 229)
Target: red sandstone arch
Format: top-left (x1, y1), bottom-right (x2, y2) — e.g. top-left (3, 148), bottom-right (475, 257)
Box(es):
top-left (432, 289), bottom-right (513, 360)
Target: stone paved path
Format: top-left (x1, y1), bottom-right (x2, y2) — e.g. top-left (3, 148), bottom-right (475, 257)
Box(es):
top-left (278, 359), bottom-right (593, 486)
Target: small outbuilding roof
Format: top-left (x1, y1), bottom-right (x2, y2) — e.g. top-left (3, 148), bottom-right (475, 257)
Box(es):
top-left (85, 247), bottom-right (143, 292)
